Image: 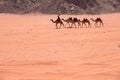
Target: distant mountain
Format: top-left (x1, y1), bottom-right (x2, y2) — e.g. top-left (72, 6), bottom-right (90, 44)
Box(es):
top-left (0, 0), bottom-right (120, 14)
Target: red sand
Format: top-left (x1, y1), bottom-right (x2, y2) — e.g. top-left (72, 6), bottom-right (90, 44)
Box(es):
top-left (0, 13), bottom-right (120, 80)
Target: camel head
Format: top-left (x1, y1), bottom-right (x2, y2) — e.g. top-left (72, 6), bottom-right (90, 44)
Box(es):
top-left (61, 18), bottom-right (67, 22)
top-left (50, 19), bottom-right (55, 23)
top-left (50, 19), bottom-right (54, 22)
top-left (90, 18), bottom-right (95, 21)
top-left (50, 19), bottom-right (53, 21)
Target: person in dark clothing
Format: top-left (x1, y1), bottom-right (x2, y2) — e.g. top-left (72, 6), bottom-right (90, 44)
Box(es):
top-left (56, 15), bottom-right (61, 21)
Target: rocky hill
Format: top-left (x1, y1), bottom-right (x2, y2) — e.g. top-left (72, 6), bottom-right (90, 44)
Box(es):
top-left (0, 0), bottom-right (120, 14)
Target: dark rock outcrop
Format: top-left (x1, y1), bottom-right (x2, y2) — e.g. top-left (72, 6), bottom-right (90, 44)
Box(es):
top-left (0, 0), bottom-right (120, 14)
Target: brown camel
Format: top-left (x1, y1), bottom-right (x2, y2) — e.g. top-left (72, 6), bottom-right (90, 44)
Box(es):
top-left (80, 18), bottom-right (91, 28)
top-left (90, 17), bottom-right (104, 27)
top-left (62, 17), bottom-right (80, 28)
top-left (72, 17), bottom-right (81, 28)
top-left (62, 17), bottom-right (72, 28)
top-left (50, 16), bottom-right (64, 29)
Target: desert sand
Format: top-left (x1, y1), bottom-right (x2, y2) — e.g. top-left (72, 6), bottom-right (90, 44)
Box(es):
top-left (0, 13), bottom-right (120, 80)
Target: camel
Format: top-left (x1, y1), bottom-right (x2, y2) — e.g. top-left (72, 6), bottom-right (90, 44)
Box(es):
top-left (50, 16), bottom-right (64, 29)
top-left (90, 17), bottom-right (104, 27)
top-left (62, 17), bottom-right (73, 28)
top-left (62, 17), bottom-right (80, 28)
top-left (72, 17), bottom-right (81, 28)
top-left (80, 18), bottom-right (91, 28)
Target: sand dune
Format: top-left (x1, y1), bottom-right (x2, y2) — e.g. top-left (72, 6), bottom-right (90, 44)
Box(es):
top-left (0, 13), bottom-right (120, 80)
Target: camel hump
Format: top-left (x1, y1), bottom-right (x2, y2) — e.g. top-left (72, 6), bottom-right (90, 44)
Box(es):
top-left (68, 17), bottom-right (72, 20)
top-left (96, 17), bottom-right (102, 21)
top-left (83, 18), bottom-right (88, 21)
top-left (73, 17), bottom-right (78, 21)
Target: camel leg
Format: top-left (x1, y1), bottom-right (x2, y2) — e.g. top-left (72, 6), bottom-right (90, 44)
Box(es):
top-left (74, 23), bottom-right (77, 28)
top-left (87, 23), bottom-right (89, 28)
top-left (82, 23), bottom-right (86, 28)
top-left (78, 22), bottom-right (80, 28)
top-left (55, 23), bottom-right (58, 29)
top-left (101, 22), bottom-right (104, 27)
top-left (99, 22), bottom-right (103, 27)
top-left (70, 23), bottom-right (74, 28)
top-left (56, 24), bottom-right (59, 29)
top-left (80, 24), bottom-right (83, 28)
top-left (89, 23), bottom-right (91, 28)
top-left (95, 23), bottom-right (98, 28)
top-left (77, 22), bottom-right (79, 28)
top-left (59, 24), bottom-right (62, 29)
top-left (59, 23), bottom-right (64, 29)
top-left (78, 23), bottom-right (79, 28)
top-left (99, 22), bottom-right (101, 28)
top-left (65, 23), bottom-right (68, 27)
top-left (72, 23), bottom-right (76, 28)
top-left (89, 24), bottom-right (91, 28)
top-left (87, 24), bottom-right (89, 28)
top-left (99, 23), bottom-right (102, 27)
top-left (62, 23), bottom-right (65, 28)
top-left (85, 23), bottom-right (87, 28)
top-left (82, 23), bottom-right (84, 28)
top-left (68, 23), bottom-right (70, 28)
top-left (65, 23), bottom-right (70, 28)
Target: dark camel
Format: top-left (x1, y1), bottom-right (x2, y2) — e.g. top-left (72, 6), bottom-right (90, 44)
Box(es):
top-left (72, 17), bottom-right (81, 28)
top-left (62, 17), bottom-right (80, 28)
top-left (90, 17), bottom-right (104, 27)
top-left (62, 17), bottom-right (73, 28)
top-left (80, 18), bottom-right (91, 28)
top-left (50, 16), bottom-right (64, 29)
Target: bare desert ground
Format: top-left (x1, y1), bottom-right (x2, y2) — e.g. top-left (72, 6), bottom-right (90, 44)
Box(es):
top-left (0, 13), bottom-right (120, 80)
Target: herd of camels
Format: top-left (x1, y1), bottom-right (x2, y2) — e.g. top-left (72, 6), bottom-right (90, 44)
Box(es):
top-left (50, 15), bottom-right (104, 29)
